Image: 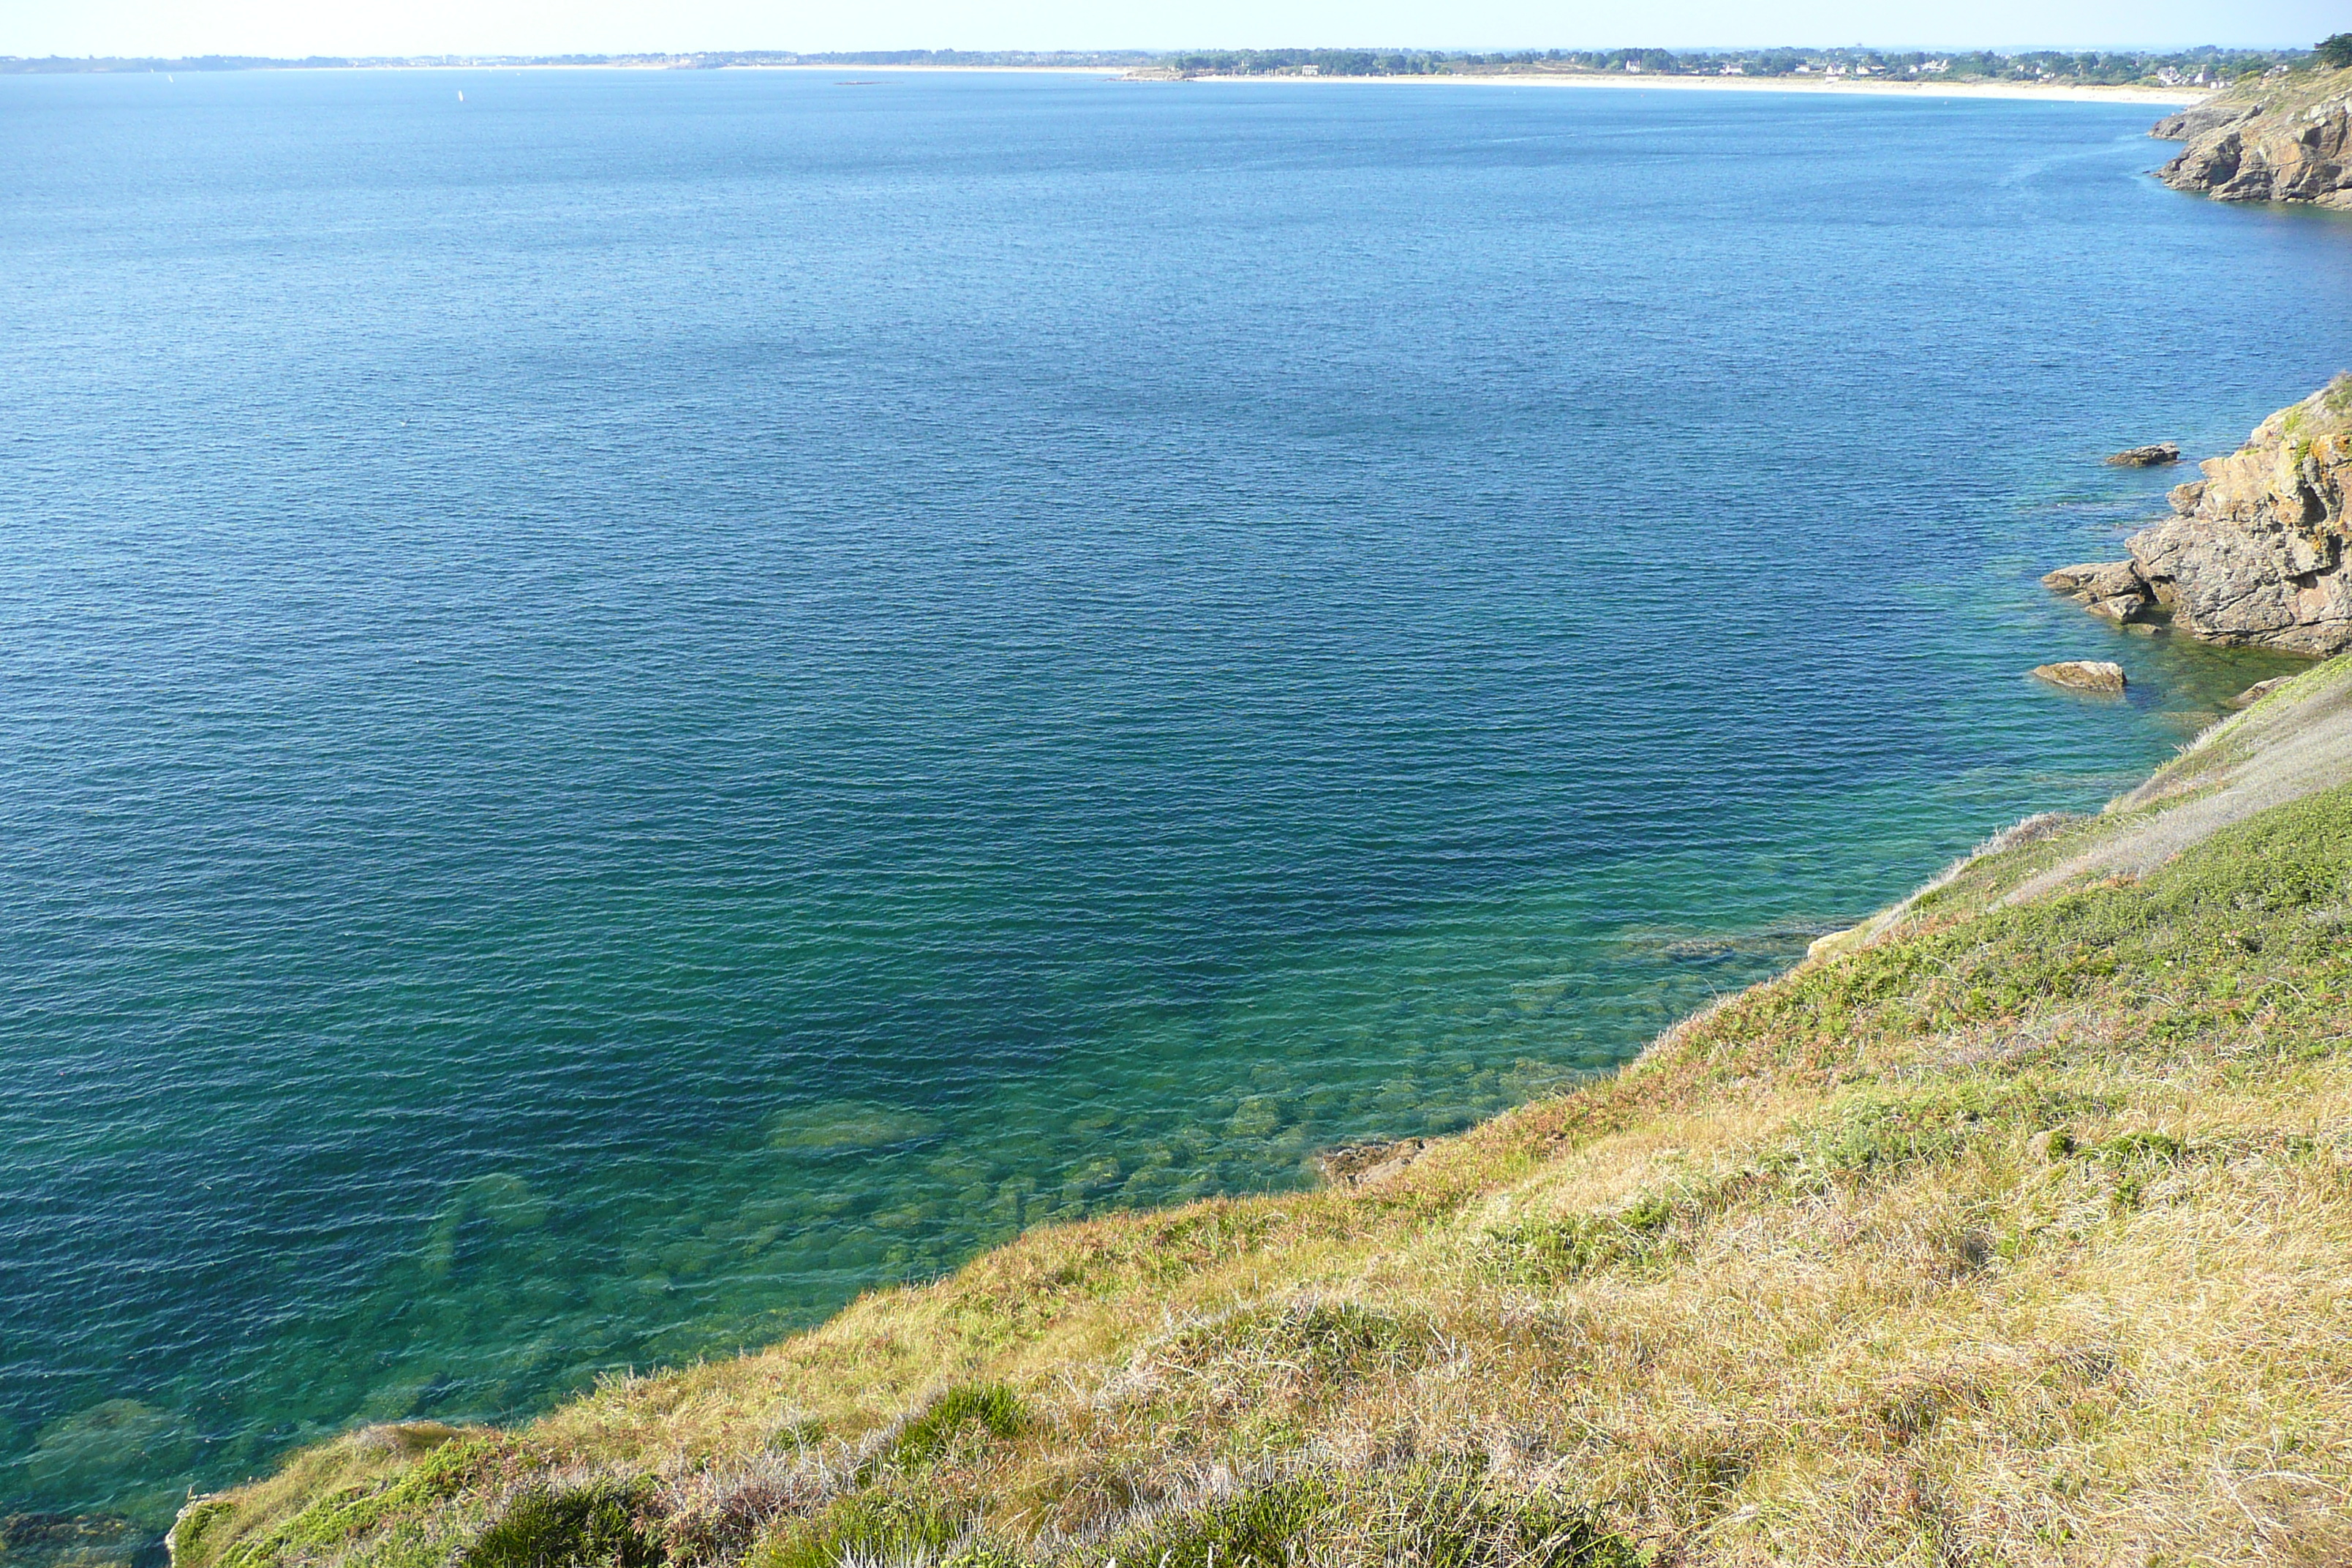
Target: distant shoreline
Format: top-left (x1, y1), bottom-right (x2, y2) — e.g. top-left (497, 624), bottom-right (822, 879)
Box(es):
top-left (1, 58), bottom-right (2212, 105)
top-left (773, 62), bottom-right (2210, 102)
top-left (1125, 70), bottom-right (2209, 104)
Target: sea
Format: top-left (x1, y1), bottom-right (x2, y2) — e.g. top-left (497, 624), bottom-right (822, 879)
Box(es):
top-left (4, 65), bottom-right (2349, 1532)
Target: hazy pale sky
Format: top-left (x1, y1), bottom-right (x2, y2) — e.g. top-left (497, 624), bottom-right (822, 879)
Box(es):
top-left (0, 0), bottom-right (2338, 59)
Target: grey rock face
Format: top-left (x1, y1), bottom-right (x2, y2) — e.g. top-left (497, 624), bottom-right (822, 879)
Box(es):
top-left (2150, 97), bottom-right (2266, 142)
top-left (2119, 377), bottom-right (2352, 656)
top-left (2106, 442), bottom-right (2180, 467)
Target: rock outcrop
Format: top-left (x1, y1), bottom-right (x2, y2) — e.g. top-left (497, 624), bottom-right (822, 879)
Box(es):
top-left (2152, 67), bottom-right (2352, 207)
top-left (2106, 442), bottom-right (2180, 467)
top-left (2032, 660), bottom-right (2126, 693)
top-left (2043, 559), bottom-right (2152, 623)
top-left (2226, 675), bottom-right (2293, 709)
top-left (1313, 1137), bottom-right (1425, 1188)
top-left (2046, 376), bottom-right (2352, 655)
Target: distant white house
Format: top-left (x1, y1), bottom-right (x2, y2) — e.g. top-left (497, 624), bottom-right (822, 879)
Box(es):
top-left (1910, 59), bottom-right (1950, 75)
top-left (1719, 62), bottom-right (1744, 75)
top-left (1624, 59), bottom-right (1641, 72)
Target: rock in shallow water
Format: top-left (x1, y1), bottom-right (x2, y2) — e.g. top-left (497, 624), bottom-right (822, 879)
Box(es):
top-left (2106, 442), bottom-right (2180, 467)
top-left (2032, 660), bottom-right (2127, 693)
top-left (2041, 559), bottom-right (2152, 623)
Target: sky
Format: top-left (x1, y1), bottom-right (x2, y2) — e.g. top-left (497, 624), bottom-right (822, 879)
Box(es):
top-left (0, 0), bottom-right (2340, 59)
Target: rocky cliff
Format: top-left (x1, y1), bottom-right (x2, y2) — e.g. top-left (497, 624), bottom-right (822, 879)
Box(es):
top-left (2047, 375), bottom-right (2352, 655)
top-left (2152, 66), bottom-right (2352, 206)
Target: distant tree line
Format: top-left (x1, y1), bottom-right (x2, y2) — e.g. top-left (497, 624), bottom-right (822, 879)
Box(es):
top-left (1161, 42), bottom-right (2337, 85)
top-left (1165, 49), bottom-right (1449, 76)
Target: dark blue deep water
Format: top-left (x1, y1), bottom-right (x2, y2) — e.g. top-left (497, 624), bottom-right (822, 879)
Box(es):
top-left (4, 67), bottom-right (2348, 1525)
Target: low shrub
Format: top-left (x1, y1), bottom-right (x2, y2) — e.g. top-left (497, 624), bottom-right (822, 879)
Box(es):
top-left (1102, 1476), bottom-right (1328, 1568)
top-left (881, 1386), bottom-right (1025, 1472)
top-left (463, 1482), bottom-right (659, 1568)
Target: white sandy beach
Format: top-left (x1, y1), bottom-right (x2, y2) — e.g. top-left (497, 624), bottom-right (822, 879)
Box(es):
top-left (286, 63), bottom-right (2214, 104)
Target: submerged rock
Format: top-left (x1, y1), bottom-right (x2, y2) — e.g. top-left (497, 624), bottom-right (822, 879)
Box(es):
top-left (1, 1511), bottom-right (150, 1568)
top-left (2032, 660), bottom-right (2127, 693)
top-left (2106, 442), bottom-right (2180, 467)
top-left (766, 1100), bottom-right (943, 1153)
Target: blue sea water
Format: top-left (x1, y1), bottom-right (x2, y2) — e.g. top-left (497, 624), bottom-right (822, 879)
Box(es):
top-left (2, 66), bottom-right (2349, 1527)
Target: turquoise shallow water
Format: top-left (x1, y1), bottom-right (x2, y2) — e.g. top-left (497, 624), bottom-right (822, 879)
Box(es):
top-left (2, 67), bottom-right (2349, 1527)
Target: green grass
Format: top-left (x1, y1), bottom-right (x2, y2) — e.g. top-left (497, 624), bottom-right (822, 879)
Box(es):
top-left (753, 1494), bottom-right (977, 1568)
top-left (877, 1387), bottom-right (1025, 1474)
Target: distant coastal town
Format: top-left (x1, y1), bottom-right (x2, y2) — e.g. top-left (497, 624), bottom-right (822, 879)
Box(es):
top-left (5, 40), bottom-right (2346, 87)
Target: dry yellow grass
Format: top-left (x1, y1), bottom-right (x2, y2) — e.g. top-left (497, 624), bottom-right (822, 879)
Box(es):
top-left (175, 661), bottom-right (2352, 1568)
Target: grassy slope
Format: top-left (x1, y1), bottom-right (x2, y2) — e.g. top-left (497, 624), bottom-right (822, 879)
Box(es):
top-left (2162, 63), bottom-right (2352, 129)
top-left (176, 659), bottom-right (2352, 1568)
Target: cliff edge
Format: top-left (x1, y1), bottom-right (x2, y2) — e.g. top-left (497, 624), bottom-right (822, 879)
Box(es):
top-left (2152, 64), bottom-right (2352, 206)
top-left (172, 659), bottom-right (2352, 1568)
top-left (2047, 374), bottom-right (2352, 654)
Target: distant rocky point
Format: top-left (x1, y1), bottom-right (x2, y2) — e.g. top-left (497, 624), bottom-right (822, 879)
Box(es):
top-left (2046, 374), bottom-right (2352, 655)
top-left (2152, 64), bottom-right (2352, 206)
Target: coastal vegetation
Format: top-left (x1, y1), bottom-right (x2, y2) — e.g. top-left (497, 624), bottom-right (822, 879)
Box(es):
top-left (170, 653), bottom-right (2352, 1564)
top-left (1150, 45), bottom-right (2307, 86)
